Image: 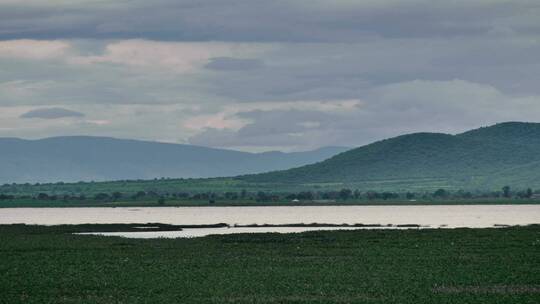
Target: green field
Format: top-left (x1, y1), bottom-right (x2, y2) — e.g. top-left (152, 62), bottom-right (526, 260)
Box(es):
top-left (0, 177), bottom-right (521, 197)
top-left (1, 224), bottom-right (539, 303)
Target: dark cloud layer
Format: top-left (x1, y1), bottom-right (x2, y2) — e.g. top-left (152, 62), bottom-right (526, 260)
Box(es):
top-left (1, 1), bottom-right (539, 42)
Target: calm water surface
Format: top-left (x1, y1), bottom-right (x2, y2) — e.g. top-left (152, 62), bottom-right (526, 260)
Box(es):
top-left (2, 205), bottom-right (538, 238)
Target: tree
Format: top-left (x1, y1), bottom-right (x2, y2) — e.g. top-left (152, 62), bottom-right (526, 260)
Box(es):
top-left (406, 192), bottom-right (415, 200)
top-left (297, 191), bottom-right (314, 201)
top-left (133, 191), bottom-right (146, 200)
top-left (433, 189), bottom-right (448, 198)
top-left (158, 198), bottom-right (166, 205)
top-left (502, 186), bottom-right (511, 198)
top-left (94, 193), bottom-right (110, 201)
top-left (366, 191), bottom-right (379, 200)
top-left (0, 194), bottom-right (14, 200)
top-left (339, 188), bottom-right (352, 200)
top-left (225, 192), bottom-right (238, 200)
top-left (381, 192), bottom-right (397, 200)
top-left (112, 192), bottom-right (123, 201)
top-left (526, 188), bottom-right (533, 199)
top-left (256, 191), bottom-right (268, 202)
top-left (37, 193), bottom-right (50, 200)
top-left (285, 193), bottom-right (297, 200)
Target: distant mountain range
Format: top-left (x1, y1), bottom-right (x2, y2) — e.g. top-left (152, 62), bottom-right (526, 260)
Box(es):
top-left (239, 122), bottom-right (540, 190)
top-left (3, 122), bottom-right (540, 191)
top-left (0, 136), bottom-right (349, 184)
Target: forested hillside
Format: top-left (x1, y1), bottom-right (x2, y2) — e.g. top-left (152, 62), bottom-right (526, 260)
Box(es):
top-left (239, 122), bottom-right (540, 190)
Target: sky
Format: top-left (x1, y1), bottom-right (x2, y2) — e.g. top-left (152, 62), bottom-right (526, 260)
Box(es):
top-left (0, 0), bottom-right (539, 152)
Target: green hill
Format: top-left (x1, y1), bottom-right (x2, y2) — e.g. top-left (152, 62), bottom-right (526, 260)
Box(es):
top-left (238, 122), bottom-right (540, 191)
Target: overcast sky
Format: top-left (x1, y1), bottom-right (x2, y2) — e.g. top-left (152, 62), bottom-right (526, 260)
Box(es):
top-left (1, 0), bottom-right (539, 152)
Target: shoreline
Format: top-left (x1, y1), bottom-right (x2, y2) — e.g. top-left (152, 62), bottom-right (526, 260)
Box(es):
top-left (2, 200), bottom-right (540, 208)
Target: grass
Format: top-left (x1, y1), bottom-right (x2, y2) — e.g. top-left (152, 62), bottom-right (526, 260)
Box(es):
top-left (0, 178), bottom-right (259, 196)
top-left (0, 224), bottom-right (539, 303)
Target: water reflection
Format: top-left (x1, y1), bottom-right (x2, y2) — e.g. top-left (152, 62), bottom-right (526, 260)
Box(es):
top-left (77, 226), bottom-right (420, 239)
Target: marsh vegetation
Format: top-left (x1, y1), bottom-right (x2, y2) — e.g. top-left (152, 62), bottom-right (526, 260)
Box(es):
top-left (1, 225), bottom-right (539, 303)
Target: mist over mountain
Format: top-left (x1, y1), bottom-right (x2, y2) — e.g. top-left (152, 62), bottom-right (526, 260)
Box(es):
top-left (0, 136), bottom-right (348, 184)
top-left (240, 122), bottom-right (540, 190)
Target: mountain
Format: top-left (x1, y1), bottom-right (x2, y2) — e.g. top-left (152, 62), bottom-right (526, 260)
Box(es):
top-left (0, 136), bottom-right (349, 184)
top-left (238, 122), bottom-right (540, 190)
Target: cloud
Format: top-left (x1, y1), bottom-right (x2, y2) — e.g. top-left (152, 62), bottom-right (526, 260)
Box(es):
top-left (1, 104), bottom-right (207, 143)
top-left (1, 1), bottom-right (539, 42)
top-left (205, 57), bottom-right (264, 71)
top-left (2, 35), bottom-right (540, 151)
top-left (0, 40), bottom-right (272, 106)
top-left (0, 39), bottom-right (71, 60)
top-left (0, 39), bottom-right (270, 75)
top-left (189, 80), bottom-right (540, 151)
top-left (68, 40), bottom-right (268, 73)
top-left (182, 99), bottom-right (362, 131)
top-left (188, 109), bottom-right (360, 151)
top-left (20, 107), bottom-right (85, 119)
top-left (1, 1), bottom-right (540, 152)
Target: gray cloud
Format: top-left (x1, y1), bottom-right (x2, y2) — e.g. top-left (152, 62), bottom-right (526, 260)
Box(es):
top-left (0, 1), bottom-right (539, 42)
top-left (205, 57), bottom-right (264, 71)
top-left (1, 1), bottom-right (540, 151)
top-left (20, 107), bottom-right (85, 119)
top-left (189, 80), bottom-right (540, 151)
top-left (189, 110), bottom-right (336, 150)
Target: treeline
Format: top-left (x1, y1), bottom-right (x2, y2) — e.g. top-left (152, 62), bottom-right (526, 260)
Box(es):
top-left (1, 186), bottom-right (538, 203)
top-left (253, 186), bottom-right (538, 202)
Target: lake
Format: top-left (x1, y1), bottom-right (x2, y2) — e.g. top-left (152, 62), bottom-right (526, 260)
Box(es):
top-left (1, 205), bottom-right (539, 238)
